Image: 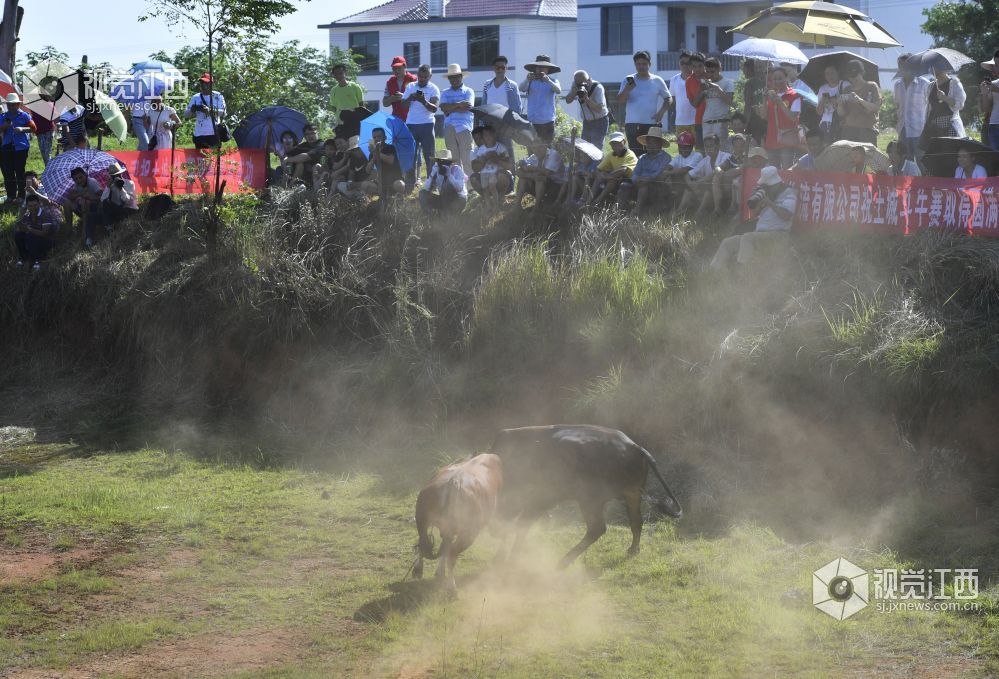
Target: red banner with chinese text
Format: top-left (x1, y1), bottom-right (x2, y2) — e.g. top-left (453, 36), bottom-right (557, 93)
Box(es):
top-left (741, 168), bottom-right (999, 237)
top-left (107, 149), bottom-right (266, 195)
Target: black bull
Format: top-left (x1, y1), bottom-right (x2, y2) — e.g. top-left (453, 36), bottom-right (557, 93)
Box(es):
top-left (490, 425), bottom-right (683, 568)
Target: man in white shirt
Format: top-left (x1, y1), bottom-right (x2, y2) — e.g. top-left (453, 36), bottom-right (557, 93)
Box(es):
top-left (469, 125), bottom-right (513, 207)
top-left (617, 50), bottom-right (672, 152)
top-left (693, 57), bottom-right (735, 151)
top-left (661, 130), bottom-right (702, 209)
top-left (711, 166), bottom-right (796, 269)
top-left (514, 138), bottom-right (564, 215)
top-left (669, 51), bottom-right (696, 137)
top-left (101, 162), bottom-right (139, 226)
top-left (895, 53), bottom-right (931, 160)
top-left (403, 65), bottom-right (441, 181)
top-left (419, 149), bottom-right (468, 212)
top-left (185, 74), bottom-right (227, 149)
top-left (681, 133), bottom-right (730, 213)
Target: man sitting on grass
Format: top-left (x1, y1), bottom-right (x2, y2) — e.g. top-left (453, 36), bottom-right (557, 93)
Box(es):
top-left (680, 133), bottom-right (730, 214)
top-left (559, 146), bottom-right (601, 207)
top-left (468, 125), bottom-right (514, 207)
top-left (335, 136), bottom-right (375, 199)
top-left (101, 163), bottom-right (139, 227)
top-left (313, 138), bottom-right (350, 191)
top-left (419, 149), bottom-right (468, 213)
top-left (711, 165), bottom-right (796, 269)
top-left (587, 131), bottom-right (637, 206)
top-left (617, 126), bottom-right (672, 216)
top-left (713, 133), bottom-right (749, 214)
top-left (363, 127), bottom-right (407, 201)
top-left (660, 130), bottom-right (702, 210)
top-left (281, 124), bottom-right (324, 188)
top-left (15, 193), bottom-right (56, 270)
top-left (63, 167), bottom-right (103, 248)
top-left (514, 138), bottom-right (565, 215)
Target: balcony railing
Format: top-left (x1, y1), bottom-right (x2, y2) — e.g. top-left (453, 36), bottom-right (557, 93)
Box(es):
top-left (656, 51), bottom-right (742, 72)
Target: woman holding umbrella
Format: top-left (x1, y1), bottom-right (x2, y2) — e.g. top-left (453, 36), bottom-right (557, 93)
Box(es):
top-left (924, 66), bottom-right (967, 140)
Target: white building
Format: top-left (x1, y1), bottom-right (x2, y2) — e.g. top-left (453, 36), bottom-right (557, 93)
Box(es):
top-left (320, 0), bottom-right (577, 110)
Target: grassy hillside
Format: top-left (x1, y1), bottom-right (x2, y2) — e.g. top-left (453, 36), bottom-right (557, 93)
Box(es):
top-left (2, 180), bottom-right (999, 674)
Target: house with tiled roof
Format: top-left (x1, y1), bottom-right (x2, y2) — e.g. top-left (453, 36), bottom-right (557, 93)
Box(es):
top-left (319, 0), bottom-right (577, 111)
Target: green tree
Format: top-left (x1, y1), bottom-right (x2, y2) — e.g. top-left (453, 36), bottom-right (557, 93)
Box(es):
top-left (23, 46), bottom-right (69, 66)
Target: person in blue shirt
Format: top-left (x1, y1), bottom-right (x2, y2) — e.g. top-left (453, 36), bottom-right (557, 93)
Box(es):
top-left (617, 126), bottom-right (673, 215)
top-left (0, 93), bottom-right (37, 205)
top-left (483, 55), bottom-right (523, 161)
top-left (520, 55), bottom-right (562, 143)
top-left (439, 63), bottom-right (476, 173)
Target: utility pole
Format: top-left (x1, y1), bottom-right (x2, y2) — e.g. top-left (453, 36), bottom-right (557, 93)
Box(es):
top-left (0, 0), bottom-right (22, 76)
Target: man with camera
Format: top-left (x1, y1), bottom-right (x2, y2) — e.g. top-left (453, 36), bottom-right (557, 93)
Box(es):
top-left (710, 165), bottom-right (796, 269)
top-left (404, 65), bottom-right (441, 182)
top-left (565, 70), bottom-right (609, 149)
top-left (101, 163), bottom-right (139, 227)
top-left (520, 55), bottom-right (562, 143)
top-left (419, 149), bottom-right (468, 213)
top-left (690, 58), bottom-right (735, 151)
top-left (618, 50), bottom-right (672, 153)
top-left (185, 74), bottom-right (227, 150)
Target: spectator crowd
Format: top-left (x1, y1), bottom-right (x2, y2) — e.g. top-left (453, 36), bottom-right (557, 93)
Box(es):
top-left (8, 45), bottom-right (999, 271)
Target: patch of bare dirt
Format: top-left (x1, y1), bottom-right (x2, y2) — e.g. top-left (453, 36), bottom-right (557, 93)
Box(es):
top-left (116, 549), bottom-right (200, 583)
top-left (7, 628), bottom-right (309, 679)
top-left (0, 548), bottom-right (99, 583)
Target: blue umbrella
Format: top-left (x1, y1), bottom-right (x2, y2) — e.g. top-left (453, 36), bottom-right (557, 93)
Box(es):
top-left (359, 111), bottom-right (417, 173)
top-left (109, 71), bottom-right (178, 104)
top-left (41, 149), bottom-right (126, 204)
top-left (233, 106), bottom-right (308, 150)
top-left (130, 59), bottom-right (180, 74)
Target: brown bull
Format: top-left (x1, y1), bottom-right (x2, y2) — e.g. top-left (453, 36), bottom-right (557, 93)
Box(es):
top-left (490, 425), bottom-right (682, 568)
top-left (413, 453), bottom-right (503, 589)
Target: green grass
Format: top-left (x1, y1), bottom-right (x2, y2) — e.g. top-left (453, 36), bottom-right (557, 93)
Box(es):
top-left (0, 444), bottom-right (995, 676)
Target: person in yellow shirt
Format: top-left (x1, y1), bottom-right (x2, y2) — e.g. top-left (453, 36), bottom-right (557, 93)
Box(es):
top-left (588, 131), bottom-right (637, 205)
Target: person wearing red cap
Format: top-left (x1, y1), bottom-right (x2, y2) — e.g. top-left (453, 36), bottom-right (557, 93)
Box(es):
top-left (383, 56), bottom-right (417, 120)
top-left (185, 73), bottom-right (227, 149)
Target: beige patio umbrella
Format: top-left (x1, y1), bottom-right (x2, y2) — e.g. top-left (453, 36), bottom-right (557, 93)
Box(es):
top-left (728, 1), bottom-right (901, 49)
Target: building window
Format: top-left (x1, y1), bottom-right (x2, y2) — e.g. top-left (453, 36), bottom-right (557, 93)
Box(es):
top-left (468, 26), bottom-right (499, 68)
top-left (349, 31), bottom-right (380, 72)
top-left (403, 42), bottom-right (420, 68)
top-left (716, 28), bottom-right (734, 53)
top-left (430, 40), bottom-right (448, 69)
top-left (601, 6), bottom-right (632, 56)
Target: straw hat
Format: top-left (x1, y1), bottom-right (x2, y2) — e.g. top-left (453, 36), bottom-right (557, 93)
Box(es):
top-left (525, 54), bottom-right (561, 74)
top-left (757, 166), bottom-right (783, 186)
top-left (446, 63), bottom-right (470, 78)
top-left (108, 163), bottom-right (127, 177)
top-left (435, 149), bottom-right (453, 161)
top-left (637, 126), bottom-right (669, 147)
top-left (4, 92), bottom-right (21, 104)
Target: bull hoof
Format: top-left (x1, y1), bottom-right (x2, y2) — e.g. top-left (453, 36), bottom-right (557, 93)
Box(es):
top-left (627, 546), bottom-right (640, 558)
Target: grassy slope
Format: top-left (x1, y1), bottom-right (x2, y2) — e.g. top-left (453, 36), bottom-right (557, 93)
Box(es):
top-left (0, 444), bottom-right (995, 677)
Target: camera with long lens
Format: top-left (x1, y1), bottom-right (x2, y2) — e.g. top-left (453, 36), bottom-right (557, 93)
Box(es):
top-left (746, 186), bottom-right (768, 210)
top-left (576, 85), bottom-right (587, 99)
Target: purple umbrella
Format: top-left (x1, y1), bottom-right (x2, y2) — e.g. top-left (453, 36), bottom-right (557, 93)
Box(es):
top-left (41, 149), bottom-right (128, 203)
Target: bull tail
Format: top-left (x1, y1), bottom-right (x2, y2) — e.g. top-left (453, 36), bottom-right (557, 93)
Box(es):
top-left (415, 492), bottom-right (439, 560)
top-left (639, 446), bottom-right (683, 518)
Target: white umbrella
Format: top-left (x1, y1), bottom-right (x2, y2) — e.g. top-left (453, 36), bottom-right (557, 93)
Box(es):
top-left (724, 38), bottom-right (809, 66)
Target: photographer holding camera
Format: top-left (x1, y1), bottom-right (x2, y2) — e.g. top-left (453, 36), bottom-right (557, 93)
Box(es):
top-left (710, 165), bottom-right (796, 269)
top-left (419, 149), bottom-right (468, 213)
top-left (565, 70), bottom-right (609, 149)
top-left (100, 163), bottom-right (139, 228)
top-left (520, 55), bottom-right (562, 142)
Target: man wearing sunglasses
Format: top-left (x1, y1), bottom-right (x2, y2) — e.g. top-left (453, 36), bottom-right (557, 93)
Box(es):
top-left (482, 56), bottom-right (522, 162)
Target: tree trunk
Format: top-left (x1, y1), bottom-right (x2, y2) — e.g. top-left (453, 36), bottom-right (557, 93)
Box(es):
top-left (0, 0), bottom-right (20, 76)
